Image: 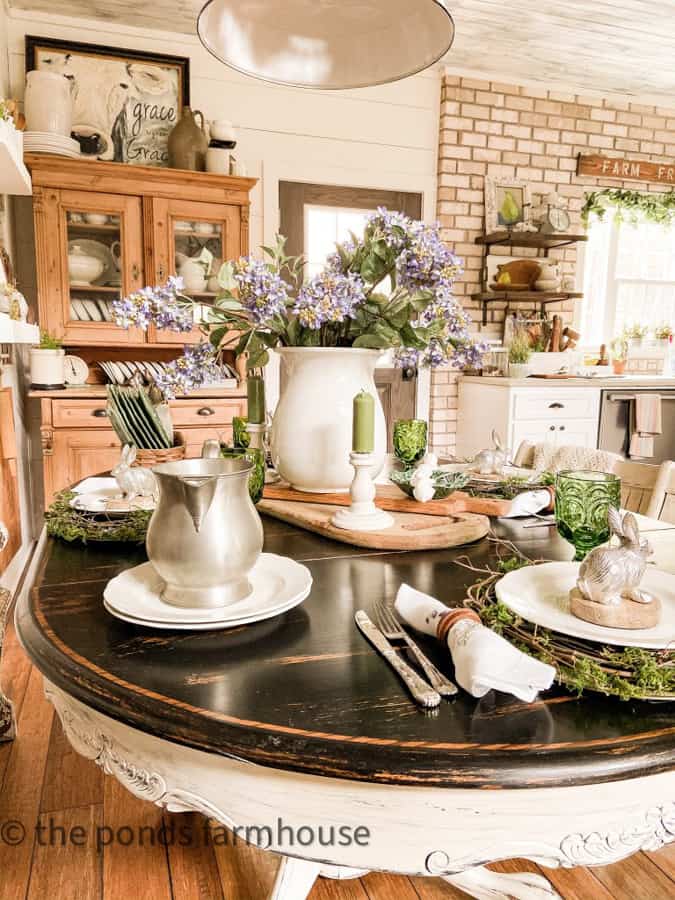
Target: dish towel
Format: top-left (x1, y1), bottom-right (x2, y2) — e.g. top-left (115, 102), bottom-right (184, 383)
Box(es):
top-left (629, 394), bottom-right (662, 459)
top-left (395, 584), bottom-right (556, 702)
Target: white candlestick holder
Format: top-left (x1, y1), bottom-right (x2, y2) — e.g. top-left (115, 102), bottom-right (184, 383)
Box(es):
top-left (245, 422), bottom-right (281, 483)
top-left (331, 451), bottom-right (394, 532)
top-left (245, 422), bottom-right (266, 451)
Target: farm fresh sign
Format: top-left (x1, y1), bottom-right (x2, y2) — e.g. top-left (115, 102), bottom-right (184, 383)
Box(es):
top-left (577, 153), bottom-right (675, 185)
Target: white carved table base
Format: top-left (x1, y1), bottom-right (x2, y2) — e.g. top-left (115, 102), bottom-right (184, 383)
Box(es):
top-left (0, 587), bottom-right (15, 742)
top-left (45, 681), bottom-right (675, 900)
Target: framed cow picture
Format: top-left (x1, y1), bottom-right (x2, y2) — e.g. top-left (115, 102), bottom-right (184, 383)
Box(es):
top-left (26, 35), bottom-right (190, 167)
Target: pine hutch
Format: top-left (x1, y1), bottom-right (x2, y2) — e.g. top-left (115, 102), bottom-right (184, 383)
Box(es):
top-left (16, 154), bottom-right (257, 505)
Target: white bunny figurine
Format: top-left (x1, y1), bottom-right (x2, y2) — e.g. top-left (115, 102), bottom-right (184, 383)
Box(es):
top-left (111, 445), bottom-right (157, 502)
top-left (576, 508), bottom-right (654, 606)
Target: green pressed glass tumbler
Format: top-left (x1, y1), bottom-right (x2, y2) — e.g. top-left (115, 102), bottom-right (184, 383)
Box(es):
top-left (555, 470), bottom-right (621, 561)
top-left (219, 446), bottom-right (265, 505)
top-left (393, 419), bottom-right (428, 466)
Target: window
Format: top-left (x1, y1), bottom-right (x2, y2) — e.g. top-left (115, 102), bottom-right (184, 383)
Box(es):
top-left (303, 204), bottom-right (392, 293)
top-left (304, 205), bottom-right (372, 278)
top-left (581, 211), bottom-right (675, 345)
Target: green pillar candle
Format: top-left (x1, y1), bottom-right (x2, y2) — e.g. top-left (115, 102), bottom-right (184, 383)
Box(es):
top-left (352, 390), bottom-right (375, 453)
top-left (247, 375), bottom-right (265, 424)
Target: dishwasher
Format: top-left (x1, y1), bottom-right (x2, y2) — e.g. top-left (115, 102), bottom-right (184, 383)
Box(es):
top-left (598, 389), bottom-right (675, 462)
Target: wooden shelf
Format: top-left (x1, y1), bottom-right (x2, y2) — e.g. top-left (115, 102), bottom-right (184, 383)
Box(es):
top-left (471, 290), bottom-right (584, 325)
top-left (475, 231), bottom-right (587, 251)
top-left (69, 285), bottom-right (120, 293)
top-left (67, 222), bottom-right (120, 233)
top-left (0, 120), bottom-right (31, 196)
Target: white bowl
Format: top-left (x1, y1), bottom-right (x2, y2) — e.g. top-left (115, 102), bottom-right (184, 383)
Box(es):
top-left (68, 252), bottom-right (105, 285)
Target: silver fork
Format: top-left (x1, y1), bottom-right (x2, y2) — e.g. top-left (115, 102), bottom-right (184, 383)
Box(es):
top-left (375, 603), bottom-right (458, 697)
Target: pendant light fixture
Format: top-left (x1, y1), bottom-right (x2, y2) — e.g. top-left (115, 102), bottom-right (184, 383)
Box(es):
top-left (197, 0), bottom-right (454, 90)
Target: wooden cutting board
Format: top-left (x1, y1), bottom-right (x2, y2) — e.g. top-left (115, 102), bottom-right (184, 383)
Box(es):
top-left (262, 482), bottom-right (514, 517)
top-left (258, 498), bottom-right (490, 550)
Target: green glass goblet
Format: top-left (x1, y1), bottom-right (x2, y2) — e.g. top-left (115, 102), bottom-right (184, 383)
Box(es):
top-left (219, 446), bottom-right (265, 505)
top-left (554, 470), bottom-right (621, 561)
top-left (393, 419), bottom-right (428, 466)
top-left (232, 416), bottom-right (251, 449)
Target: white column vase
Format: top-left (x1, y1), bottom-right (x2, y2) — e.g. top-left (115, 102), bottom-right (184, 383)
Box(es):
top-left (270, 348), bottom-right (386, 492)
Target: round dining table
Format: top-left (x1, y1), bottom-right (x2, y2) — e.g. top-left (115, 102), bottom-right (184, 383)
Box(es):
top-left (15, 513), bottom-right (675, 900)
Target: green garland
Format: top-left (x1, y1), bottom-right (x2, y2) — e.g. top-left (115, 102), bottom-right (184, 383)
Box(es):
top-left (45, 491), bottom-right (151, 544)
top-left (457, 545), bottom-right (675, 701)
top-left (581, 187), bottom-right (675, 228)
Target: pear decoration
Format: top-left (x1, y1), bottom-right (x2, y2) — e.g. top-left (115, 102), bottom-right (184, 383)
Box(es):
top-left (500, 191), bottom-right (521, 226)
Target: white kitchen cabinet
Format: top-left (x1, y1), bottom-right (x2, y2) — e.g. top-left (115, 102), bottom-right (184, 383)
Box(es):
top-left (457, 379), bottom-right (601, 458)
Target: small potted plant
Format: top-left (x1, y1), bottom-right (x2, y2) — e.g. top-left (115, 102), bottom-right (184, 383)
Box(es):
top-left (29, 331), bottom-right (65, 389)
top-left (655, 323), bottom-right (673, 347)
top-left (624, 323), bottom-right (648, 349)
top-left (508, 332), bottom-right (533, 378)
top-left (610, 335), bottom-right (628, 375)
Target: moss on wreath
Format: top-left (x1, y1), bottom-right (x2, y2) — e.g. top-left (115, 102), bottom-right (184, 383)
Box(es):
top-left (45, 491), bottom-right (151, 544)
top-left (462, 553), bottom-right (675, 702)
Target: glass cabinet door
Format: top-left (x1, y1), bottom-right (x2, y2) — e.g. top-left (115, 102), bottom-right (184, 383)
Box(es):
top-left (149, 198), bottom-right (241, 345)
top-left (58, 190), bottom-right (145, 344)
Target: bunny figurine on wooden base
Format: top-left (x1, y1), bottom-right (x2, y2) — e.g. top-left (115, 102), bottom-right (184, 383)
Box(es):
top-left (570, 509), bottom-right (661, 630)
top-left (112, 445), bottom-right (158, 503)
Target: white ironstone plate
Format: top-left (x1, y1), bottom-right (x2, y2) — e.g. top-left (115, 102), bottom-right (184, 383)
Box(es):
top-left (103, 554), bottom-right (312, 630)
top-left (495, 561), bottom-right (675, 649)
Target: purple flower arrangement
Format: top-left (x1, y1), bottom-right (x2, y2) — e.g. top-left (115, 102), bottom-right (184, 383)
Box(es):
top-left (113, 209), bottom-right (485, 396)
top-left (112, 275), bottom-right (193, 333)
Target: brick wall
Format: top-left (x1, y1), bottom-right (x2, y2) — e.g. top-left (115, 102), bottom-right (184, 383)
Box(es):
top-left (430, 73), bottom-right (675, 457)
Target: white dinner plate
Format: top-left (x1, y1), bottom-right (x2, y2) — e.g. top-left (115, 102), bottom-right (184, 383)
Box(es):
top-left (70, 488), bottom-right (155, 515)
top-left (103, 554), bottom-right (312, 630)
top-left (82, 298), bottom-right (103, 321)
top-left (71, 298), bottom-right (91, 319)
top-left (495, 561), bottom-right (675, 649)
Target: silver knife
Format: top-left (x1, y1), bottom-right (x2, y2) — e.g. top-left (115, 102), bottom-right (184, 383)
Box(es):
top-left (355, 610), bottom-right (441, 709)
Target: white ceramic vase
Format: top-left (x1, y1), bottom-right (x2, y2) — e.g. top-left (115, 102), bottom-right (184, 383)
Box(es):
top-left (270, 348), bottom-right (386, 492)
top-left (24, 70), bottom-right (72, 135)
top-left (30, 348), bottom-right (65, 389)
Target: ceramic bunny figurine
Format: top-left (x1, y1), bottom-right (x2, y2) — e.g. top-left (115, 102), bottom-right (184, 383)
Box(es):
top-left (111, 445), bottom-right (157, 502)
top-left (472, 430), bottom-right (507, 476)
top-left (576, 508), bottom-right (654, 606)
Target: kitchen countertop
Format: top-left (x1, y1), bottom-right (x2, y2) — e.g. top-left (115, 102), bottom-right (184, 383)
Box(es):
top-left (460, 375), bottom-right (675, 388)
top-left (29, 385), bottom-right (247, 399)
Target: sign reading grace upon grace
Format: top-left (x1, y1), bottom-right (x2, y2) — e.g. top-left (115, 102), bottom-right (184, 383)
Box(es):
top-left (577, 153), bottom-right (675, 185)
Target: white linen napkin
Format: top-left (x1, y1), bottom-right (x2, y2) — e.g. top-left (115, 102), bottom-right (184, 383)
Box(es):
top-left (395, 584), bottom-right (556, 702)
top-left (499, 489), bottom-right (552, 519)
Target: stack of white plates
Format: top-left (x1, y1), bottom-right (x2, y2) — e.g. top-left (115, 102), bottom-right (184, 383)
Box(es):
top-left (24, 131), bottom-right (80, 158)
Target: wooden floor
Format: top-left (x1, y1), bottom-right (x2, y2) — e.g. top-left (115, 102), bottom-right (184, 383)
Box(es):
top-left (1, 617), bottom-right (674, 900)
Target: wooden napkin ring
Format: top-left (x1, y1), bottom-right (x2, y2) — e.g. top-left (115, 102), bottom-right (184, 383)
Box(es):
top-left (436, 608), bottom-right (481, 644)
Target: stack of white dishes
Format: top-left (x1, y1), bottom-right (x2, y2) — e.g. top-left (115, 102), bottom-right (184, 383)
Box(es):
top-left (24, 131), bottom-right (80, 158)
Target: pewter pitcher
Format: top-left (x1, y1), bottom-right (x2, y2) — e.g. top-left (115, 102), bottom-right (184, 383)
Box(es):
top-left (146, 458), bottom-right (263, 609)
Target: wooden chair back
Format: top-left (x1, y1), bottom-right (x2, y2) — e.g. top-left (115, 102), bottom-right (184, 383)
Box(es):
top-left (646, 461), bottom-right (675, 524)
top-left (612, 459), bottom-right (661, 515)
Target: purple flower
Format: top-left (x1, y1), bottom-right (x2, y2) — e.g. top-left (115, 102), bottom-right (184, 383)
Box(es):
top-left (152, 342), bottom-right (221, 399)
top-left (396, 222), bottom-right (463, 291)
top-left (112, 276), bottom-right (194, 332)
top-left (366, 207), bottom-right (412, 251)
top-left (294, 271), bottom-right (366, 330)
top-left (233, 257), bottom-right (291, 325)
